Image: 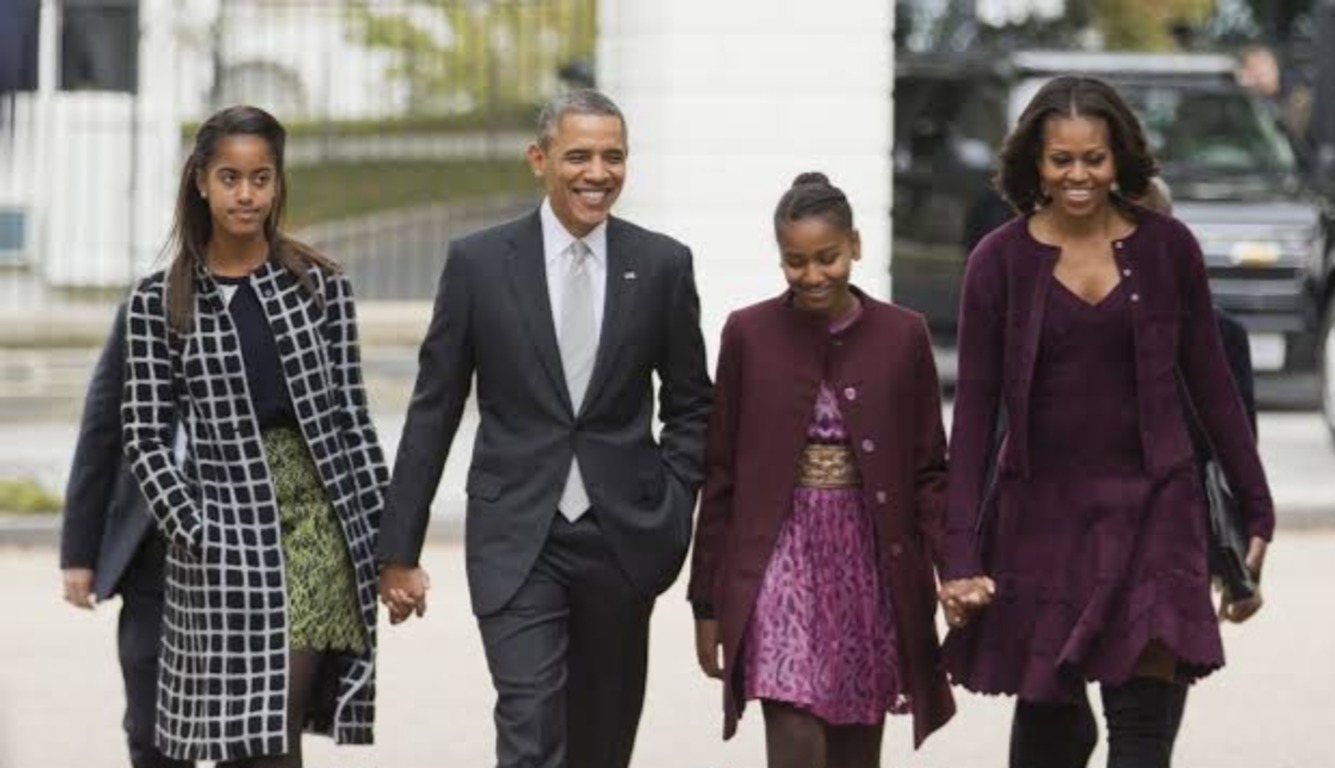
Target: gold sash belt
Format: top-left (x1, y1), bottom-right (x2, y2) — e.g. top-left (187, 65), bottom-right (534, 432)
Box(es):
top-left (796, 444), bottom-right (861, 488)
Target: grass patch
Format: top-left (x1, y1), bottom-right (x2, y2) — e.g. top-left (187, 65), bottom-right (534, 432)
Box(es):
top-left (286, 158), bottom-right (536, 229)
top-left (0, 478), bottom-right (62, 515)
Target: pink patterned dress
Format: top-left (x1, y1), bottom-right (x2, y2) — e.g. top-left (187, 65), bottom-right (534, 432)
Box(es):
top-left (742, 310), bottom-right (908, 724)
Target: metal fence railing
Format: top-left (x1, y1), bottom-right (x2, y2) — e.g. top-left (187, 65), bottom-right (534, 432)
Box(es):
top-left (2, 0), bottom-right (592, 303)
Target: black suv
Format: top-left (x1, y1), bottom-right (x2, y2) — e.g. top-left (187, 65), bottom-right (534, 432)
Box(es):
top-left (892, 50), bottom-right (1331, 430)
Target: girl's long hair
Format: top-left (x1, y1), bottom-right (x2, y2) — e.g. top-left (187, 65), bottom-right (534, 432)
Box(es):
top-left (165, 105), bottom-right (337, 335)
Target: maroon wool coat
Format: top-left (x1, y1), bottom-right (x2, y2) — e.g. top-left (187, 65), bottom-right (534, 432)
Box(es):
top-left (687, 287), bottom-right (956, 746)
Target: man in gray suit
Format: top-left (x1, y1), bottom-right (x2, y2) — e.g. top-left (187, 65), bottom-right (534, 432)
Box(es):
top-left (377, 89), bottom-right (713, 768)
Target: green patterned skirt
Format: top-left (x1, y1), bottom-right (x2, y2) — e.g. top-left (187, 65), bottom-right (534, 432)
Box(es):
top-left (264, 426), bottom-right (367, 654)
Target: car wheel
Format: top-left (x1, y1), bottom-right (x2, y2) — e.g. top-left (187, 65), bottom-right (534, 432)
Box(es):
top-left (1323, 299), bottom-right (1335, 446)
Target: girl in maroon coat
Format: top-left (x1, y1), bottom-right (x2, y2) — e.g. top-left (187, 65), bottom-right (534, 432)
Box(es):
top-left (688, 173), bottom-right (955, 768)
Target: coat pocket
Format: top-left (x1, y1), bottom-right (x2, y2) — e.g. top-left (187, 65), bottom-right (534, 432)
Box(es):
top-left (639, 465), bottom-right (667, 506)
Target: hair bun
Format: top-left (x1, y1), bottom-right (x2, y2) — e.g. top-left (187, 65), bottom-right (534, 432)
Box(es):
top-left (792, 171), bottom-right (830, 187)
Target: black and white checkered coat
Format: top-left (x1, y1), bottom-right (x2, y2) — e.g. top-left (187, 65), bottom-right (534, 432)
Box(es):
top-left (121, 260), bottom-right (387, 761)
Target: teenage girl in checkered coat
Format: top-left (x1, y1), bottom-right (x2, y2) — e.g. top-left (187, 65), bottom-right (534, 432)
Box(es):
top-left (121, 105), bottom-right (388, 766)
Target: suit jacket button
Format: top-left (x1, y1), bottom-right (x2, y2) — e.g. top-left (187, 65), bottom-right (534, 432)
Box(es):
top-left (860, 438), bottom-right (875, 453)
top-left (889, 542), bottom-right (904, 558)
top-left (843, 386), bottom-right (857, 401)
top-left (876, 490), bottom-right (888, 504)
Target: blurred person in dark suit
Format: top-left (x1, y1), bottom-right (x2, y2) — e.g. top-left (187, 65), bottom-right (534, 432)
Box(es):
top-left (60, 302), bottom-right (193, 768)
top-left (1138, 175), bottom-right (1259, 762)
top-left (1139, 176), bottom-right (1257, 431)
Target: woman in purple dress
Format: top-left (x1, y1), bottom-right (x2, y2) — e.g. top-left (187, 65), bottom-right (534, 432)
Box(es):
top-left (938, 77), bottom-right (1275, 768)
top-left (688, 173), bottom-right (955, 768)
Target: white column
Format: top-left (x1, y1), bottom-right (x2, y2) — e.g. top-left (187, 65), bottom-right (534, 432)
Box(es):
top-left (132, 0), bottom-right (186, 279)
top-left (597, 2), bottom-right (894, 353)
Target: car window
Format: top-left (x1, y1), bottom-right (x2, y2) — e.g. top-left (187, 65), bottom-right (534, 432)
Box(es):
top-left (896, 78), bottom-right (1002, 172)
top-left (1011, 76), bottom-right (1296, 179)
top-left (893, 78), bottom-right (927, 146)
top-left (1124, 85), bottom-right (1296, 176)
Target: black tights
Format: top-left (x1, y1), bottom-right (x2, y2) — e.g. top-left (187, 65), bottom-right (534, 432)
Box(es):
top-left (761, 700), bottom-right (884, 768)
top-left (1010, 679), bottom-right (1189, 768)
top-left (218, 649), bottom-right (325, 768)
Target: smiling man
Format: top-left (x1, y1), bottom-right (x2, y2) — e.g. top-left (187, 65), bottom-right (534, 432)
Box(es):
top-left (377, 90), bottom-right (713, 768)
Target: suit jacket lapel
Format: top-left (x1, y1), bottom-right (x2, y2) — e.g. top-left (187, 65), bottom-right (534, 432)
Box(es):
top-left (581, 217), bottom-right (636, 416)
top-left (506, 212), bottom-right (575, 414)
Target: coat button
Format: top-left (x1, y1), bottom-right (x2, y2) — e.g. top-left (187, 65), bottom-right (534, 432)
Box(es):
top-left (876, 490), bottom-right (888, 504)
top-left (843, 386), bottom-right (857, 401)
top-left (261, 286), bottom-right (274, 298)
top-left (1130, 293), bottom-right (1140, 302)
top-left (860, 438), bottom-right (875, 453)
top-left (889, 542), bottom-right (904, 558)
top-left (1122, 268), bottom-right (1132, 277)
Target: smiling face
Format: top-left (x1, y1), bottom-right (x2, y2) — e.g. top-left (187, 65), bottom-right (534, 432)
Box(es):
top-left (1037, 114), bottom-right (1118, 220)
top-left (195, 134), bottom-right (277, 241)
top-left (778, 215), bottom-right (860, 317)
top-left (526, 113), bottom-right (627, 237)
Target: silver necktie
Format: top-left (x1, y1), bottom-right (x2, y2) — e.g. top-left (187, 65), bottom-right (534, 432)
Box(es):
top-left (556, 240), bottom-right (595, 520)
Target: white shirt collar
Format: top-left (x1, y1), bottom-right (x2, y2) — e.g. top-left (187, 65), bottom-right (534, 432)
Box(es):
top-left (540, 198), bottom-right (608, 266)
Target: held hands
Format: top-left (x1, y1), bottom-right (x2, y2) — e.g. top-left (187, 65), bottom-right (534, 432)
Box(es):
top-left (938, 576), bottom-right (997, 629)
top-left (1219, 536), bottom-right (1267, 624)
top-left (694, 619), bottom-right (724, 679)
top-left (61, 568), bottom-right (96, 610)
top-left (379, 563), bottom-right (430, 625)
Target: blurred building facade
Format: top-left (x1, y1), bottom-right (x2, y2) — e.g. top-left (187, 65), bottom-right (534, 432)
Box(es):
top-left (1, 0), bottom-right (591, 300)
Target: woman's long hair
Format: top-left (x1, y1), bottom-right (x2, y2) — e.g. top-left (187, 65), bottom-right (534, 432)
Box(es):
top-left (165, 105), bottom-right (337, 335)
top-left (995, 76), bottom-right (1158, 214)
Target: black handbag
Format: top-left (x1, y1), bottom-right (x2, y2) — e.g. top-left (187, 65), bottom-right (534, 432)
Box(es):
top-left (1202, 458), bottom-right (1257, 601)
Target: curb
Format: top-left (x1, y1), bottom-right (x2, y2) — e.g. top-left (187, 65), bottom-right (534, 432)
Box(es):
top-left (0, 301), bottom-right (435, 350)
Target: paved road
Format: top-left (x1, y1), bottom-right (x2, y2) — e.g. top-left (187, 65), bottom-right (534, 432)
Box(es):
top-left (2, 532), bottom-right (1331, 768)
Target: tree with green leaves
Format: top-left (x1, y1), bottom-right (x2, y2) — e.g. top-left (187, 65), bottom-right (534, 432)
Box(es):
top-left (1077, 0), bottom-right (1216, 49)
top-left (348, 0), bottom-right (596, 117)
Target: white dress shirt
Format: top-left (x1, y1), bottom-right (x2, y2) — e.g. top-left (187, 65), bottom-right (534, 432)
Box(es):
top-left (541, 197), bottom-right (607, 348)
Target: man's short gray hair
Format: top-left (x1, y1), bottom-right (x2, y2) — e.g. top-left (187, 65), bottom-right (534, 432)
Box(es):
top-left (535, 89), bottom-right (626, 150)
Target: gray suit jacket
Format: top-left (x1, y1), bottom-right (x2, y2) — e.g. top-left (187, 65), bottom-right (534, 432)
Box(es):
top-left (378, 211), bottom-right (713, 615)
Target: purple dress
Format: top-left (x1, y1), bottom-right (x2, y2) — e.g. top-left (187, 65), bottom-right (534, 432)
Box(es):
top-left (944, 279), bottom-right (1224, 702)
top-left (742, 306), bottom-right (909, 725)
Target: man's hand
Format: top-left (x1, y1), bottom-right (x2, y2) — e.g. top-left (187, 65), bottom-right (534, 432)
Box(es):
top-left (379, 563), bottom-right (430, 625)
top-left (694, 619), bottom-right (724, 679)
top-left (62, 568), bottom-right (96, 610)
top-left (938, 576), bottom-right (996, 628)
